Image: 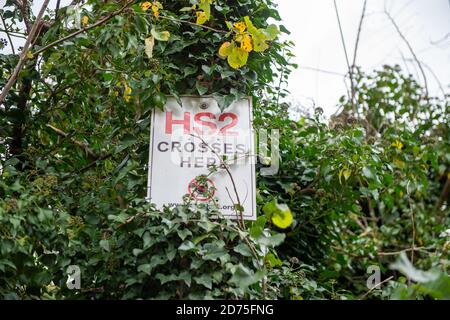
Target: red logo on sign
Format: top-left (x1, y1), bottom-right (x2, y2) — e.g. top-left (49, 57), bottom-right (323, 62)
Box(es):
top-left (188, 177), bottom-right (216, 202)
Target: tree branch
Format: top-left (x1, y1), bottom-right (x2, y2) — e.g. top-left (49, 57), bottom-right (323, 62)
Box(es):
top-left (384, 8), bottom-right (429, 97)
top-left (33, 0), bottom-right (133, 56)
top-left (0, 0), bottom-right (50, 104)
top-left (333, 0), bottom-right (356, 114)
top-left (0, 12), bottom-right (16, 54)
top-left (46, 124), bottom-right (100, 159)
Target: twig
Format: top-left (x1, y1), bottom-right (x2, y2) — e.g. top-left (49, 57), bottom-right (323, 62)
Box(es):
top-left (352, 0), bottom-right (367, 68)
top-left (190, 134), bottom-right (245, 229)
top-left (301, 66), bottom-right (345, 77)
top-left (0, 29), bottom-right (27, 38)
top-left (384, 8), bottom-right (429, 97)
top-left (359, 276), bottom-right (394, 300)
top-left (401, 57), bottom-right (446, 97)
top-left (435, 173), bottom-right (450, 212)
top-left (333, 0), bottom-right (356, 113)
top-left (55, 0), bottom-right (62, 20)
top-left (350, 0), bottom-right (367, 114)
top-left (157, 14), bottom-right (227, 34)
top-left (0, 0), bottom-right (50, 104)
top-left (377, 246), bottom-right (434, 256)
top-left (46, 124), bottom-right (99, 159)
top-left (0, 12), bottom-right (15, 54)
top-left (33, 0), bottom-right (134, 56)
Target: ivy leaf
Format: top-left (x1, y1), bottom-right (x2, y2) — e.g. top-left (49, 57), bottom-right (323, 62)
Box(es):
top-left (144, 36), bottom-right (155, 59)
top-left (263, 199), bottom-right (293, 229)
top-left (196, 81), bottom-right (208, 95)
top-left (196, 11), bottom-right (208, 25)
top-left (227, 46), bottom-right (248, 69)
top-left (264, 24), bottom-right (280, 40)
top-left (151, 27), bottom-right (170, 41)
top-left (99, 239), bottom-right (110, 252)
top-left (198, 0), bottom-right (211, 19)
top-left (252, 33), bottom-right (269, 52)
top-left (194, 274), bottom-right (212, 289)
top-left (243, 16), bottom-right (269, 52)
top-left (229, 264), bottom-right (264, 288)
top-left (218, 41), bottom-right (233, 58)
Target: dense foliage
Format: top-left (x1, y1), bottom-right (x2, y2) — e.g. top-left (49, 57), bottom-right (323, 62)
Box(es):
top-left (0, 0), bottom-right (449, 299)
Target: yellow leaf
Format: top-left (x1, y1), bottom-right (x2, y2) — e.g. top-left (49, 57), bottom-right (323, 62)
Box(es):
top-left (218, 41), bottom-right (233, 58)
top-left (26, 51), bottom-right (34, 59)
top-left (151, 27), bottom-right (170, 41)
top-left (391, 139), bottom-right (403, 150)
top-left (198, 0), bottom-right (211, 19)
top-left (343, 168), bottom-right (351, 181)
top-left (144, 36), bottom-right (154, 59)
top-left (153, 1), bottom-right (163, 9)
top-left (196, 11), bottom-right (208, 25)
top-left (271, 204), bottom-right (293, 229)
top-left (240, 34), bottom-right (253, 52)
top-left (82, 16), bottom-right (89, 26)
top-left (123, 83), bottom-right (132, 102)
top-left (227, 46), bottom-right (248, 69)
top-left (339, 168), bottom-right (352, 184)
top-left (140, 1), bottom-right (152, 11)
top-left (234, 22), bottom-right (246, 34)
top-left (252, 33), bottom-right (269, 52)
top-left (151, 5), bottom-right (159, 17)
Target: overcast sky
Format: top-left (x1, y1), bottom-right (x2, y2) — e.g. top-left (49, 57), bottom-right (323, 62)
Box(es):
top-left (1, 0), bottom-right (449, 117)
top-left (275, 0), bottom-right (450, 116)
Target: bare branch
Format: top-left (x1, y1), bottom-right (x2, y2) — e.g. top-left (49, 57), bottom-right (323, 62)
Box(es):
top-left (0, 0), bottom-right (50, 104)
top-left (46, 124), bottom-right (100, 159)
top-left (333, 0), bottom-right (356, 113)
top-left (352, 0), bottom-right (367, 69)
top-left (0, 12), bottom-right (16, 54)
top-left (384, 8), bottom-right (429, 97)
top-left (359, 276), bottom-right (394, 300)
top-left (190, 133), bottom-right (245, 229)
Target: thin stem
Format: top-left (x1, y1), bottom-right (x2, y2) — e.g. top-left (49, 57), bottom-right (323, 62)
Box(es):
top-left (384, 8), bottom-right (429, 97)
top-left (0, 0), bottom-right (51, 104)
top-left (333, 0), bottom-right (356, 113)
top-left (151, 13), bottom-right (227, 34)
top-left (190, 134), bottom-right (245, 229)
top-left (0, 13), bottom-right (16, 54)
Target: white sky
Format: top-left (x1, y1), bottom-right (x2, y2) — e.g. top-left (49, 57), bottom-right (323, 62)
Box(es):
top-left (1, 0), bottom-right (449, 117)
top-left (275, 0), bottom-right (450, 116)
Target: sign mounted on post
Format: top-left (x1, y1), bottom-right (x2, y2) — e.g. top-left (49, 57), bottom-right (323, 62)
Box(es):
top-left (147, 96), bottom-right (256, 220)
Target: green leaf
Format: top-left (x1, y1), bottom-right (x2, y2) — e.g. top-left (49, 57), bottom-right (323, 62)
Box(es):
top-left (229, 264), bottom-right (264, 288)
top-left (264, 24), bottom-right (280, 40)
top-left (257, 233), bottom-right (285, 247)
top-left (151, 27), bottom-right (170, 41)
top-left (137, 263), bottom-right (152, 275)
top-left (196, 81), bottom-right (208, 95)
top-left (194, 274), bottom-right (212, 289)
top-left (99, 239), bottom-right (110, 252)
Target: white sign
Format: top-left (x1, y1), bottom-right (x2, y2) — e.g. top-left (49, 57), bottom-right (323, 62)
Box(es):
top-left (147, 96), bottom-right (256, 220)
